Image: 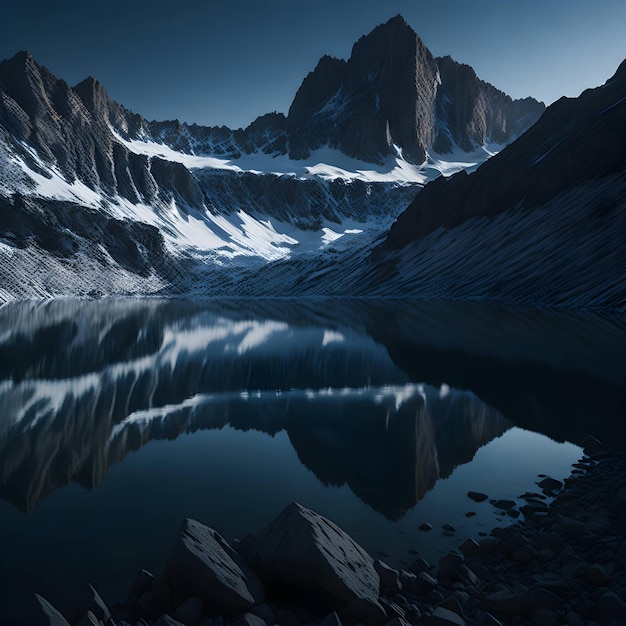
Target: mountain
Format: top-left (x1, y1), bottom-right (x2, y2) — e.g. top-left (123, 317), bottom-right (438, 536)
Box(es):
top-left (283, 16), bottom-right (543, 164)
top-left (361, 59), bottom-right (626, 310)
top-left (0, 17), bottom-right (545, 303)
top-left (226, 59), bottom-right (624, 310)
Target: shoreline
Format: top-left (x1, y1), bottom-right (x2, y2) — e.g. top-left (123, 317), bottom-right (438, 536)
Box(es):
top-left (36, 441), bottom-right (626, 626)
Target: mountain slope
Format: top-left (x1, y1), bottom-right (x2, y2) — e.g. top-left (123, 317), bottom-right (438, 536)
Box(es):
top-left (0, 17), bottom-right (546, 303)
top-left (362, 60), bottom-right (626, 309)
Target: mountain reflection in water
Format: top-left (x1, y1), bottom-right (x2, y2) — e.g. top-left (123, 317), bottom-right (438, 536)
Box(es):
top-left (0, 298), bottom-right (515, 519)
top-left (0, 297), bottom-right (624, 624)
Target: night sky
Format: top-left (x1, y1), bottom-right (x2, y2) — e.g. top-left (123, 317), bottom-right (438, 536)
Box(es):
top-left (2, 0), bottom-right (624, 129)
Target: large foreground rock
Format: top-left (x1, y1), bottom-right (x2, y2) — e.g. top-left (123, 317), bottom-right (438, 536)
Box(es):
top-left (166, 518), bottom-right (264, 616)
top-left (254, 502), bottom-right (381, 614)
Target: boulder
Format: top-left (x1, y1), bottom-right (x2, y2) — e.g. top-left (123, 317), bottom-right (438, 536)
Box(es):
top-left (254, 503), bottom-right (381, 614)
top-left (35, 595), bottom-right (70, 626)
top-left (76, 611), bottom-right (100, 626)
top-left (166, 518), bottom-right (264, 616)
top-left (374, 559), bottom-right (402, 594)
top-left (72, 584), bottom-right (111, 624)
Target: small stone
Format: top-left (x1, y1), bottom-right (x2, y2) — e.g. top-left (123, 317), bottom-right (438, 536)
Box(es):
top-left (512, 544), bottom-right (539, 564)
top-left (174, 597), bottom-right (204, 625)
top-left (536, 532), bottom-right (565, 551)
top-left (529, 608), bottom-right (559, 626)
top-left (565, 611), bottom-right (585, 626)
top-left (459, 538), bottom-right (480, 557)
top-left (426, 606), bottom-right (465, 625)
top-left (419, 523), bottom-right (433, 531)
top-left (442, 524), bottom-right (455, 532)
top-left (467, 492), bottom-right (488, 502)
top-left (408, 557), bottom-right (431, 574)
top-left (586, 564), bottom-right (611, 586)
top-left (538, 477), bottom-right (563, 492)
top-left (464, 511), bottom-right (476, 518)
top-left (556, 515), bottom-right (587, 537)
top-left (499, 532), bottom-right (529, 558)
top-left (491, 499), bottom-right (516, 510)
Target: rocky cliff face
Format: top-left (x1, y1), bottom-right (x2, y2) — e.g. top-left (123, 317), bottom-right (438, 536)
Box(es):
top-left (433, 55), bottom-right (544, 153)
top-left (280, 16), bottom-right (543, 164)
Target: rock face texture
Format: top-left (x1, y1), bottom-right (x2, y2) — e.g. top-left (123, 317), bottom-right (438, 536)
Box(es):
top-left (166, 519), bottom-right (265, 615)
top-left (254, 503), bottom-right (381, 612)
top-left (282, 15), bottom-right (543, 164)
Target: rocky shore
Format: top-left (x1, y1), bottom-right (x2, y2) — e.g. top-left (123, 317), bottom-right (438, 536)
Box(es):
top-left (36, 439), bottom-right (626, 626)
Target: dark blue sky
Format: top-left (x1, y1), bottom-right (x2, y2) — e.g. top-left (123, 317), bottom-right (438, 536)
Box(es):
top-left (3, 0), bottom-right (625, 129)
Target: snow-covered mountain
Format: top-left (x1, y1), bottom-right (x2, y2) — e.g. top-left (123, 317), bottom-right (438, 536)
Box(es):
top-left (0, 17), bottom-right (545, 302)
top-left (217, 59), bottom-right (625, 311)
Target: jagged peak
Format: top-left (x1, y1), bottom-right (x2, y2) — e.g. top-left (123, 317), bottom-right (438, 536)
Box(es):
top-left (383, 14), bottom-right (412, 31)
top-left (74, 75), bottom-right (105, 92)
top-left (606, 58), bottom-right (626, 85)
top-left (350, 14), bottom-right (430, 68)
top-left (72, 75), bottom-right (113, 115)
top-left (1, 50), bottom-right (43, 76)
top-left (314, 54), bottom-right (347, 71)
top-left (436, 55), bottom-right (478, 77)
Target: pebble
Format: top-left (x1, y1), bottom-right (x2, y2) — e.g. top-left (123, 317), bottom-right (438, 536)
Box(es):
top-left (420, 523), bottom-right (433, 531)
top-left (467, 491), bottom-right (489, 502)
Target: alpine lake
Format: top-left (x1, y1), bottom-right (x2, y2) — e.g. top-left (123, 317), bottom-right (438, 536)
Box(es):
top-left (0, 297), bottom-right (624, 625)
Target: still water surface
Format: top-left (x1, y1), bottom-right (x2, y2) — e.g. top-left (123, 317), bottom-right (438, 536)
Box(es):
top-left (0, 298), bottom-right (624, 624)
